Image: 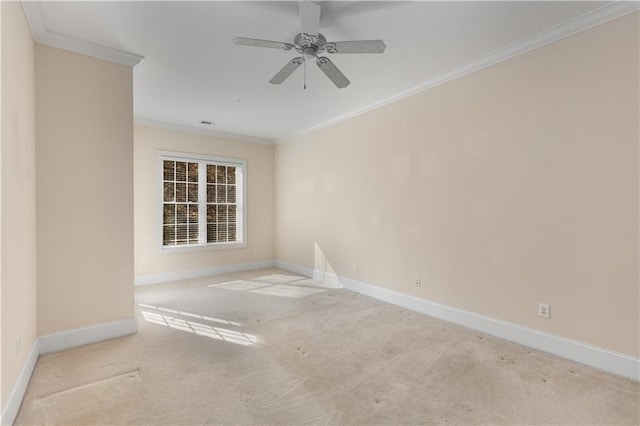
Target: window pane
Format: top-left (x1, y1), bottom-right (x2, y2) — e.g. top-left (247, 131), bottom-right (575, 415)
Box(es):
top-left (218, 205), bottom-right (228, 222)
top-left (163, 161), bottom-right (175, 181)
top-left (216, 166), bottom-right (226, 184)
top-left (163, 225), bottom-right (176, 246)
top-left (176, 225), bottom-right (188, 245)
top-left (227, 167), bottom-right (236, 184)
top-left (188, 184), bottom-right (198, 202)
top-left (218, 223), bottom-right (228, 242)
top-left (176, 183), bottom-right (187, 202)
top-left (176, 204), bottom-right (188, 224)
top-left (216, 185), bottom-right (227, 203)
top-left (227, 186), bottom-right (236, 203)
top-left (228, 224), bottom-right (237, 242)
top-left (163, 204), bottom-right (176, 225)
top-left (207, 165), bottom-right (216, 183)
top-left (188, 223), bottom-right (198, 242)
top-left (207, 184), bottom-right (215, 203)
top-left (228, 205), bottom-right (236, 223)
top-left (207, 205), bottom-right (216, 223)
top-left (188, 204), bottom-right (198, 223)
top-left (163, 182), bottom-right (175, 202)
top-left (175, 162), bottom-right (187, 181)
top-left (188, 162), bottom-right (198, 182)
top-left (207, 223), bottom-right (218, 243)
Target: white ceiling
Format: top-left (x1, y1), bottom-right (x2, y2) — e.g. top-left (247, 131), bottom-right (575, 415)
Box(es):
top-left (30, 1), bottom-right (621, 141)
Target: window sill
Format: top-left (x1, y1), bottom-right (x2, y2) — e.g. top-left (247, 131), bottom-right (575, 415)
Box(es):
top-left (159, 241), bottom-right (247, 254)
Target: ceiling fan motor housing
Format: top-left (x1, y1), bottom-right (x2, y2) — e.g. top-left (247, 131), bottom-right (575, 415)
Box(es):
top-left (295, 32), bottom-right (327, 58)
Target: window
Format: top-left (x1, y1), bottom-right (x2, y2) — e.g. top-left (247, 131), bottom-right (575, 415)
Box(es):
top-left (161, 152), bottom-right (246, 249)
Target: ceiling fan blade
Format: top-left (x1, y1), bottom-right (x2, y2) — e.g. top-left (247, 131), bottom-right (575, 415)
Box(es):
top-left (316, 57), bottom-right (350, 88)
top-left (299, 0), bottom-right (321, 39)
top-left (269, 57), bottom-right (304, 85)
top-left (232, 37), bottom-right (294, 50)
top-left (326, 40), bottom-right (387, 54)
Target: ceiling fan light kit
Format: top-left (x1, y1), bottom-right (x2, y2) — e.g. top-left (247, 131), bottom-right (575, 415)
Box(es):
top-left (232, 0), bottom-right (386, 89)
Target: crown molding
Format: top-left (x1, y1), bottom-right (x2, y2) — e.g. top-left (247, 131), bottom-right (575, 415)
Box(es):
top-left (276, 1), bottom-right (640, 143)
top-left (21, 1), bottom-right (144, 67)
top-left (37, 30), bottom-right (144, 67)
top-left (134, 118), bottom-right (274, 146)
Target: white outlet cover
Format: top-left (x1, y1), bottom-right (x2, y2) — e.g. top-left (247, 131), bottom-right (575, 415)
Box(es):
top-left (538, 303), bottom-right (550, 318)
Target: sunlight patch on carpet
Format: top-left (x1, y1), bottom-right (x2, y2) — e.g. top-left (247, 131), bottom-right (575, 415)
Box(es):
top-left (252, 274), bottom-right (307, 284)
top-left (249, 284), bottom-right (326, 298)
top-left (141, 311), bottom-right (257, 346)
top-left (209, 275), bottom-right (328, 298)
top-left (137, 303), bottom-right (241, 326)
top-left (210, 280), bottom-right (271, 291)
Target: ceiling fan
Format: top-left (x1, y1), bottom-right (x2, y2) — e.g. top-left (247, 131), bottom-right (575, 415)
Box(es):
top-left (232, 0), bottom-right (386, 89)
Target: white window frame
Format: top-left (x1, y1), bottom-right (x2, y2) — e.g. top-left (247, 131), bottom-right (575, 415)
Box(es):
top-left (158, 150), bottom-right (247, 252)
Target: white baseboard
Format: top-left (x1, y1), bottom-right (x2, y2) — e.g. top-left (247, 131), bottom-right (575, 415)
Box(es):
top-left (312, 269), bottom-right (342, 288)
top-left (39, 318), bottom-right (137, 355)
top-left (135, 260), bottom-right (277, 286)
top-left (1, 340), bottom-right (39, 426)
top-left (276, 261), bottom-right (639, 382)
top-left (274, 260), bottom-right (314, 278)
top-left (274, 260), bottom-right (343, 288)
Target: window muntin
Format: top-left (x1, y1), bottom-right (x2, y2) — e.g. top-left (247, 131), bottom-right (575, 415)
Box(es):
top-left (161, 154), bottom-right (245, 249)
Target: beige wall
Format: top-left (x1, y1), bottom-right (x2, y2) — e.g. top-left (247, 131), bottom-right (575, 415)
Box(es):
top-left (275, 13), bottom-right (639, 357)
top-left (134, 125), bottom-right (274, 280)
top-left (1, 1), bottom-right (37, 409)
top-left (36, 45), bottom-right (134, 336)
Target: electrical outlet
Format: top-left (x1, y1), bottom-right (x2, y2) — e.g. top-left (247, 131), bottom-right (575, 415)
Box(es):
top-left (352, 263), bottom-right (358, 272)
top-left (415, 277), bottom-right (421, 287)
top-left (538, 303), bottom-right (550, 318)
top-left (140, 260), bottom-right (148, 268)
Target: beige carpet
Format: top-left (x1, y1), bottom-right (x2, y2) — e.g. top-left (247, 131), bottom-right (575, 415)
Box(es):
top-left (15, 268), bottom-right (640, 425)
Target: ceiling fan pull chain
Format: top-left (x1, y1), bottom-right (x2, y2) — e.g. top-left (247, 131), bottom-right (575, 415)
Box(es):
top-left (303, 57), bottom-right (307, 90)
